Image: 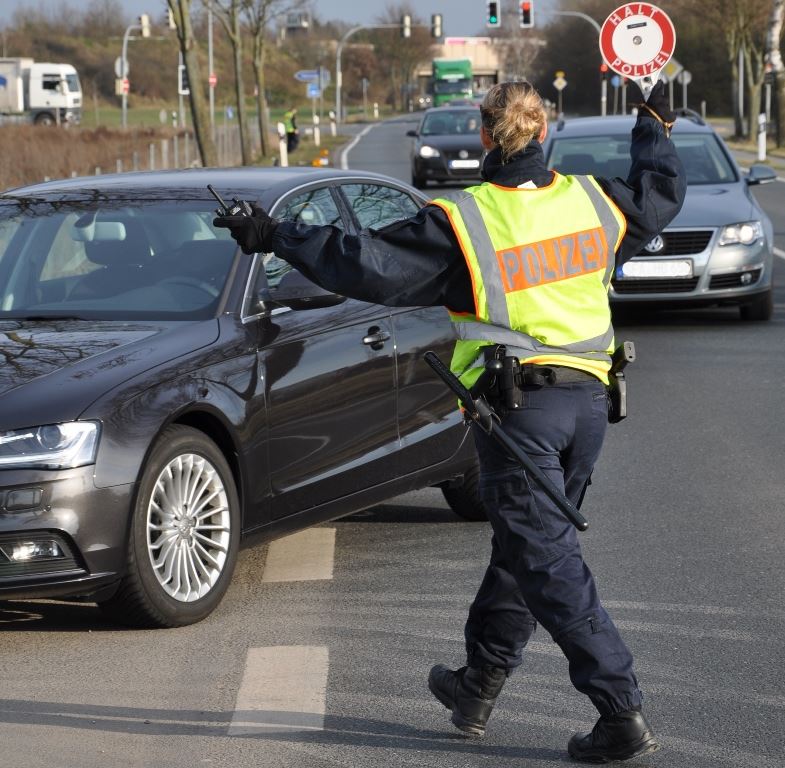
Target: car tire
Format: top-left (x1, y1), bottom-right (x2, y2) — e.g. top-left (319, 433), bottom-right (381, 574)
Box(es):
top-left (440, 458), bottom-right (488, 521)
top-left (34, 112), bottom-right (55, 126)
top-left (99, 425), bottom-right (241, 628)
top-left (739, 289), bottom-right (773, 321)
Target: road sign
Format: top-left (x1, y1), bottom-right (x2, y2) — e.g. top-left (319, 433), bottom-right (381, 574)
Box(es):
top-left (208, 72), bottom-right (217, 87)
top-left (307, 83), bottom-right (321, 99)
top-left (114, 56), bottom-right (128, 78)
top-left (675, 68), bottom-right (691, 85)
top-left (599, 3), bottom-right (676, 80)
top-left (553, 76), bottom-right (567, 91)
top-left (661, 56), bottom-right (684, 82)
top-left (122, 78), bottom-right (130, 94)
top-left (295, 69), bottom-right (320, 83)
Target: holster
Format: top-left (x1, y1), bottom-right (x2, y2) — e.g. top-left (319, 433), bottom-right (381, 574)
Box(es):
top-left (607, 372), bottom-right (628, 423)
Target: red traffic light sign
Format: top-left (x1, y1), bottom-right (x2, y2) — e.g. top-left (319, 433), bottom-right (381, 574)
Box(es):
top-left (599, 3), bottom-right (675, 79)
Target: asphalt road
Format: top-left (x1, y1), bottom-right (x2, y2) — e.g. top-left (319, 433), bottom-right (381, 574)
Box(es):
top-left (1, 118), bottom-right (784, 768)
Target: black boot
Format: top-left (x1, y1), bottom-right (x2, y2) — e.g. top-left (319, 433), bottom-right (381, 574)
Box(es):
top-left (428, 664), bottom-right (507, 737)
top-left (568, 710), bottom-right (660, 763)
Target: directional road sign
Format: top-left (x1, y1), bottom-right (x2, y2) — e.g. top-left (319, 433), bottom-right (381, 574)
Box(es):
top-left (599, 3), bottom-right (676, 80)
top-left (307, 83), bottom-right (321, 99)
top-left (295, 70), bottom-right (320, 83)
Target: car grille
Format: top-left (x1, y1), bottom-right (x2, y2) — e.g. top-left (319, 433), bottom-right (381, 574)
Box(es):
top-left (709, 269), bottom-right (762, 290)
top-left (613, 277), bottom-right (700, 294)
top-left (442, 149), bottom-right (484, 161)
top-left (638, 231), bottom-right (713, 256)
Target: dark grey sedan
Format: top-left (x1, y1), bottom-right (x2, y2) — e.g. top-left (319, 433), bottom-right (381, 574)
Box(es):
top-left (544, 113), bottom-right (777, 320)
top-left (407, 106), bottom-right (484, 188)
top-left (0, 168), bottom-right (482, 628)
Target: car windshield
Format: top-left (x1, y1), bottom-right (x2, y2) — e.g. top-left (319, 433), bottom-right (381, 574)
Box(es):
top-left (548, 132), bottom-right (737, 185)
top-left (0, 198), bottom-right (238, 321)
top-left (421, 110), bottom-right (481, 136)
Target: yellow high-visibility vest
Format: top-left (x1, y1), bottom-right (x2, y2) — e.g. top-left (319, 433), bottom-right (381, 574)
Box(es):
top-left (283, 110), bottom-right (296, 132)
top-left (430, 172), bottom-right (627, 388)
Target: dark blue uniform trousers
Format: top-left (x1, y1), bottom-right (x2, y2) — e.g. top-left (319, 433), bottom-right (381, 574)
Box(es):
top-left (465, 380), bottom-right (643, 716)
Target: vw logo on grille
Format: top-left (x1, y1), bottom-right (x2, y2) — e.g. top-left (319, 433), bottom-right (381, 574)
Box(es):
top-left (644, 235), bottom-right (665, 253)
top-left (458, 150), bottom-right (469, 159)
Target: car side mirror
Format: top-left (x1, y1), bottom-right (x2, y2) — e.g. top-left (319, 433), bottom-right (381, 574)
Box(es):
top-left (267, 269), bottom-right (346, 311)
top-left (406, 129), bottom-right (418, 138)
top-left (745, 164), bottom-right (778, 185)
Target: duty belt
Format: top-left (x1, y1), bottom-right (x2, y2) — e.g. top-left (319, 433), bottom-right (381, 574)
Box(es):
top-left (476, 346), bottom-right (599, 410)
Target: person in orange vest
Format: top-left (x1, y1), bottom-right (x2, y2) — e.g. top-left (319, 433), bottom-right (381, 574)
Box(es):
top-left (215, 80), bottom-right (685, 763)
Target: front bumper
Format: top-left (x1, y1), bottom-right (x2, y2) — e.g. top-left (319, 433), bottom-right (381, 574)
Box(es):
top-left (413, 156), bottom-right (483, 183)
top-left (0, 466), bottom-right (133, 600)
top-left (611, 229), bottom-right (772, 305)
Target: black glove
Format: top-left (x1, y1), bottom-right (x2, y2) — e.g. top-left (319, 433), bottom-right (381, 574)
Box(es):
top-left (639, 80), bottom-right (676, 131)
top-left (213, 203), bottom-right (278, 255)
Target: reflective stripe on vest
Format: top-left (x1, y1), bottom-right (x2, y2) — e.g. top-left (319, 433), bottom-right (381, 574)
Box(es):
top-left (431, 173), bottom-right (627, 387)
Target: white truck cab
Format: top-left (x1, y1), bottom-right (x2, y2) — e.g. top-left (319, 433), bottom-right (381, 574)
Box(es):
top-left (0, 58), bottom-right (82, 125)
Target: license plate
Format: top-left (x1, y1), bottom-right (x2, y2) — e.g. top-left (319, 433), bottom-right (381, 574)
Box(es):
top-left (449, 159), bottom-right (480, 169)
top-left (617, 259), bottom-right (693, 279)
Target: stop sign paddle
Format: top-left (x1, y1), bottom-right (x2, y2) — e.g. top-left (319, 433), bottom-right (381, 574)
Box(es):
top-left (599, 3), bottom-right (676, 97)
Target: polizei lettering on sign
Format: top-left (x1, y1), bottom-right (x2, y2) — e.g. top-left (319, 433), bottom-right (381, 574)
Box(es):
top-left (599, 3), bottom-right (676, 80)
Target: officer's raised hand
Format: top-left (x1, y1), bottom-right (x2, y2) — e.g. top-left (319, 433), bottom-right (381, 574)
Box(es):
top-left (214, 204), bottom-right (278, 255)
top-left (639, 80), bottom-right (676, 134)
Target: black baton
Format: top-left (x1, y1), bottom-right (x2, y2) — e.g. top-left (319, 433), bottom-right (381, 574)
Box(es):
top-left (423, 351), bottom-right (589, 532)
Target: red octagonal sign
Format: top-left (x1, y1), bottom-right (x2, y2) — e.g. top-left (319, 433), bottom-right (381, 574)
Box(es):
top-left (600, 3), bottom-right (676, 79)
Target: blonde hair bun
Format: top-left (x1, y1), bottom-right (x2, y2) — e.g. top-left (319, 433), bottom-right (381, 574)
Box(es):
top-left (481, 81), bottom-right (547, 162)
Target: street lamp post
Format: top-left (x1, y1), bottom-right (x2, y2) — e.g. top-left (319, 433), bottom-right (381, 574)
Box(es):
top-left (121, 22), bottom-right (142, 129)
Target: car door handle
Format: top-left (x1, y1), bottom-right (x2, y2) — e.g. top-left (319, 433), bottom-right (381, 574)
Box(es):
top-left (362, 327), bottom-right (391, 350)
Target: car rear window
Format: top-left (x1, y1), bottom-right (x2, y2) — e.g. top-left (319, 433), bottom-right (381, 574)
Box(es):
top-left (548, 132), bottom-right (737, 185)
top-left (421, 111), bottom-right (481, 136)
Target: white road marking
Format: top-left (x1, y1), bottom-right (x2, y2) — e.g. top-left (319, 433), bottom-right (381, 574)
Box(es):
top-left (339, 124), bottom-right (376, 169)
top-left (229, 645), bottom-right (328, 734)
top-left (261, 528), bottom-right (336, 583)
top-left (773, 246), bottom-right (785, 261)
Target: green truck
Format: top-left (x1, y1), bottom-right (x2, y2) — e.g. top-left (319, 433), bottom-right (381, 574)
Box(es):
top-left (431, 58), bottom-right (473, 106)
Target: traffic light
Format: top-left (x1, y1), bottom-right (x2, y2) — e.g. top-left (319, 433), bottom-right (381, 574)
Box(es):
top-left (139, 13), bottom-right (151, 38)
top-left (401, 13), bottom-right (412, 38)
top-left (519, 1), bottom-right (533, 28)
top-left (486, 1), bottom-right (501, 28)
top-left (431, 13), bottom-right (443, 38)
top-left (178, 64), bottom-right (190, 96)
top-left (166, 8), bottom-right (176, 30)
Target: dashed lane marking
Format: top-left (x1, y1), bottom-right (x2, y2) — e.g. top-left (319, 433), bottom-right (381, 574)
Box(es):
top-left (229, 646), bottom-right (328, 734)
top-left (774, 246), bottom-right (785, 261)
top-left (261, 528), bottom-right (336, 583)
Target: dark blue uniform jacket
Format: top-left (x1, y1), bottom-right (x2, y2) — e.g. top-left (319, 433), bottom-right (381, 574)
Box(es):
top-left (269, 115), bottom-right (686, 314)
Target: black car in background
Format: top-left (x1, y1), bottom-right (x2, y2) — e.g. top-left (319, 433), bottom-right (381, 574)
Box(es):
top-left (0, 167), bottom-right (483, 628)
top-left (407, 106), bottom-right (484, 188)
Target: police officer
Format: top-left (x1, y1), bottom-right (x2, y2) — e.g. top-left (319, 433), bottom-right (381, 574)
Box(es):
top-left (215, 80), bottom-right (686, 762)
top-left (283, 106), bottom-right (299, 153)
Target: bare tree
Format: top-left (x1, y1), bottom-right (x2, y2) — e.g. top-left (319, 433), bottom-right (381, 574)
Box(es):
top-left (243, 0), bottom-right (304, 158)
top-left (766, 0), bottom-right (785, 146)
top-left (670, 0), bottom-right (771, 139)
top-left (370, 4), bottom-right (435, 112)
top-left (207, 0), bottom-right (252, 165)
top-left (168, 0), bottom-right (218, 166)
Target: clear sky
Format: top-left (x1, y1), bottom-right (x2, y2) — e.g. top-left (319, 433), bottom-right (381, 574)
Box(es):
top-left (0, 0), bottom-right (557, 38)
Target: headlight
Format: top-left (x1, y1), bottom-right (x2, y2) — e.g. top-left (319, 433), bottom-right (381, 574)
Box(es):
top-left (419, 145), bottom-right (441, 158)
top-left (718, 221), bottom-right (763, 246)
top-left (0, 422), bottom-right (99, 469)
